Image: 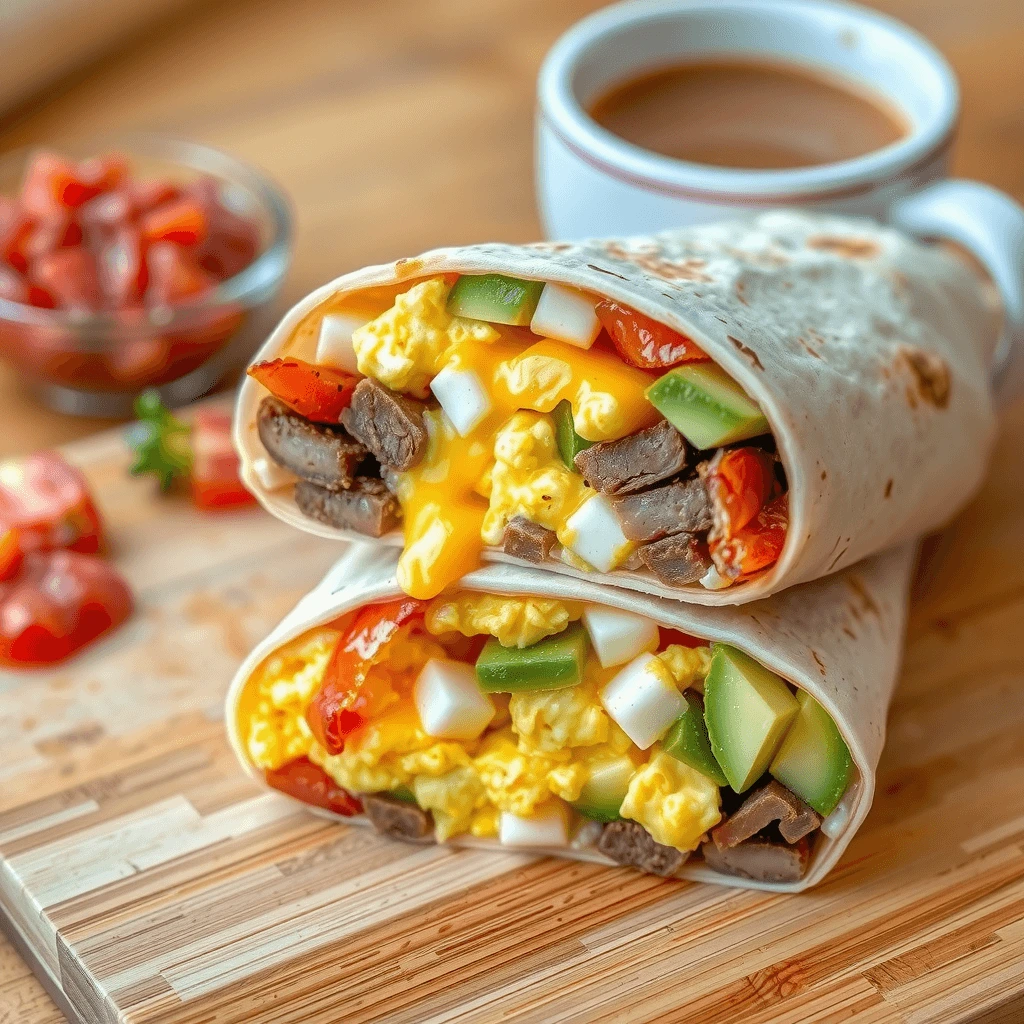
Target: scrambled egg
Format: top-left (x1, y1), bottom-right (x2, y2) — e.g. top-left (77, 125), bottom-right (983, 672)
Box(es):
top-left (247, 592), bottom-right (723, 855)
top-left (620, 750), bottom-right (721, 850)
top-left (480, 412), bottom-right (587, 548)
top-left (352, 278), bottom-right (499, 397)
top-left (425, 592), bottom-right (581, 649)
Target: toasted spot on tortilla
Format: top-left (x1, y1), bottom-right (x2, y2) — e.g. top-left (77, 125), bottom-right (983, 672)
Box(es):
top-left (586, 263), bottom-right (629, 281)
top-left (798, 337), bottom-right (822, 360)
top-left (394, 258), bottom-right (423, 278)
top-left (885, 478), bottom-right (893, 498)
top-left (811, 651), bottom-right (826, 675)
top-left (820, 470), bottom-right (827, 481)
top-left (727, 335), bottom-right (764, 371)
top-left (529, 241), bottom-right (573, 253)
top-left (899, 347), bottom-right (951, 409)
top-left (828, 543), bottom-right (850, 571)
top-left (734, 280), bottom-right (748, 305)
top-left (807, 235), bottom-right (880, 259)
top-left (847, 575), bottom-right (880, 617)
top-left (842, 626), bottom-right (856, 640)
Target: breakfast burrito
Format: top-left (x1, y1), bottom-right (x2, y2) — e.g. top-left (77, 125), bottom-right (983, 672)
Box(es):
top-left (227, 541), bottom-right (915, 891)
top-left (234, 211), bottom-right (995, 605)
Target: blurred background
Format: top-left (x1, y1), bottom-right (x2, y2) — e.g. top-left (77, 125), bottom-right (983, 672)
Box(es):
top-left (0, 0), bottom-right (1021, 459)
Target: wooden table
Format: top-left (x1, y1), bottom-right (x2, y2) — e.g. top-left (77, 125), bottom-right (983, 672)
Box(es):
top-left (1, 0), bottom-right (1023, 1021)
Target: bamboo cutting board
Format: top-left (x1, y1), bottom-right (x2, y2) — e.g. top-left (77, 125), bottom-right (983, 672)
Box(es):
top-left (3, 403), bottom-right (1024, 1024)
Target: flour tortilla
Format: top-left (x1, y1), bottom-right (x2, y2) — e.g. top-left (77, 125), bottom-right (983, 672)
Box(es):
top-left (226, 540), bottom-right (916, 893)
top-left (234, 211), bottom-right (996, 605)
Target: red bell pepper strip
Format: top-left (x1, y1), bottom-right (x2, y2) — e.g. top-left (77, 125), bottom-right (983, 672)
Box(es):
top-left (307, 598), bottom-right (427, 754)
top-left (0, 549), bottom-right (133, 667)
top-left (704, 447), bottom-right (778, 538)
top-left (189, 408), bottom-right (257, 510)
top-left (265, 757), bottom-right (363, 815)
top-left (711, 494), bottom-right (789, 581)
top-left (248, 358), bottom-right (359, 423)
top-left (0, 451), bottom-right (104, 555)
top-left (595, 299), bottom-right (708, 369)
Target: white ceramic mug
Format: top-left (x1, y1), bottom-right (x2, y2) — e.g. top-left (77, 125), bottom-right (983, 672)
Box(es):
top-left (536, 0), bottom-right (1024, 402)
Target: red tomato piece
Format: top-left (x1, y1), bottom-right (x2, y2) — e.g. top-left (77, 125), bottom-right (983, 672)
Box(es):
top-left (132, 179), bottom-right (181, 211)
top-left (79, 189), bottom-right (136, 230)
top-left (247, 358), bottom-right (359, 423)
top-left (0, 529), bottom-right (23, 581)
top-left (307, 598), bottom-right (428, 754)
top-left (188, 176), bottom-right (260, 280)
top-left (189, 408), bottom-right (257, 510)
top-left (0, 550), bottom-right (132, 667)
top-left (0, 451), bottom-right (104, 555)
top-left (22, 152), bottom-right (107, 217)
top-left (704, 447), bottom-right (777, 538)
top-left (24, 217), bottom-right (83, 263)
top-left (658, 627), bottom-right (706, 649)
top-left (31, 248), bottom-right (102, 311)
top-left (98, 226), bottom-right (148, 308)
top-left (145, 242), bottom-right (215, 304)
top-left (0, 197), bottom-right (33, 273)
top-left (595, 299), bottom-right (708, 369)
top-left (0, 266), bottom-right (29, 304)
top-left (140, 198), bottom-right (208, 246)
top-left (711, 494), bottom-right (788, 580)
top-left (77, 153), bottom-right (129, 195)
top-left (265, 757), bottom-right (363, 816)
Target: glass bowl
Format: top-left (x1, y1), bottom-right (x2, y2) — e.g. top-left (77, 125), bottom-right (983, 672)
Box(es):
top-left (0, 134), bottom-right (292, 416)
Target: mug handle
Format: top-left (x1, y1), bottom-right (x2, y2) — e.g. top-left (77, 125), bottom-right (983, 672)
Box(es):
top-left (890, 180), bottom-right (1024, 408)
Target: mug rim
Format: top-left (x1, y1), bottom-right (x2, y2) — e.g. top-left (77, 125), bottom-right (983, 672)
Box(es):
top-left (537, 0), bottom-right (960, 201)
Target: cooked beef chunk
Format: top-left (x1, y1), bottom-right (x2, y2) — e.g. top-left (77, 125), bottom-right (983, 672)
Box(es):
top-left (712, 780), bottom-right (821, 850)
top-left (362, 793), bottom-right (434, 843)
top-left (340, 378), bottom-right (428, 472)
top-left (257, 396), bottom-right (367, 491)
top-left (612, 476), bottom-right (712, 543)
top-left (295, 477), bottom-right (401, 536)
top-left (503, 516), bottom-right (557, 563)
top-left (597, 819), bottom-right (687, 876)
top-left (702, 834), bottom-right (811, 883)
top-left (573, 419), bottom-right (689, 495)
top-left (637, 533), bottom-right (712, 586)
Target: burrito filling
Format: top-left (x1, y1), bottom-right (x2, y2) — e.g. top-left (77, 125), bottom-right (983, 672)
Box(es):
top-left (248, 274), bottom-right (787, 599)
top-left (240, 593), bottom-right (852, 883)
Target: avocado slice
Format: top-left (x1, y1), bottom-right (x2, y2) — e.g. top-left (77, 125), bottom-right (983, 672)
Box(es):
top-left (770, 690), bottom-right (853, 816)
top-left (570, 756), bottom-right (635, 822)
top-left (447, 273), bottom-right (545, 326)
top-left (645, 363), bottom-right (769, 450)
top-left (704, 643), bottom-right (798, 793)
top-left (476, 623), bottom-right (588, 692)
top-left (662, 691), bottom-right (728, 786)
top-left (553, 399), bottom-right (593, 469)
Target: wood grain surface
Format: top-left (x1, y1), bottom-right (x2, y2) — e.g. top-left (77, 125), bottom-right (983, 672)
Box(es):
top-left (1, 0), bottom-right (1023, 1021)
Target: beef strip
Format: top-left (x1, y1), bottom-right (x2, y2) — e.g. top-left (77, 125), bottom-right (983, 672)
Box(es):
top-left (295, 477), bottom-right (401, 536)
top-left (597, 819), bottom-right (687, 877)
top-left (340, 378), bottom-right (429, 472)
top-left (637, 533), bottom-right (713, 587)
top-left (612, 476), bottom-right (713, 543)
top-left (702, 833), bottom-right (811, 883)
top-left (573, 419), bottom-right (689, 495)
top-left (712, 780), bottom-right (821, 850)
top-left (503, 516), bottom-right (557, 563)
top-left (361, 793), bottom-right (434, 843)
top-left (257, 396), bottom-right (367, 491)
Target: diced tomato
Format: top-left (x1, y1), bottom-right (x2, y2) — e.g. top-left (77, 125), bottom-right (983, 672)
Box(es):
top-left (704, 447), bottom-right (777, 538)
top-left (0, 549), bottom-right (132, 667)
top-left (711, 494), bottom-right (788, 580)
top-left (132, 179), bottom-right (181, 211)
top-left (0, 266), bottom-right (29, 304)
top-left (265, 757), bottom-right (363, 816)
top-left (189, 408), bottom-right (257, 510)
top-left (98, 226), bottom-right (148, 308)
top-left (79, 189), bottom-right (136, 230)
top-left (596, 299), bottom-right (708, 369)
top-left (140, 198), bottom-right (208, 246)
top-left (188, 177), bottom-right (261, 279)
top-left (31, 248), bottom-right (102, 311)
top-left (248, 358), bottom-right (359, 423)
top-left (24, 217), bottom-right (83, 263)
top-left (0, 529), bottom-right (23, 581)
top-left (0, 197), bottom-right (33, 273)
top-left (659, 627), bottom-right (705, 649)
top-left (307, 598), bottom-right (428, 754)
top-left (76, 153), bottom-right (129, 195)
top-left (0, 451), bottom-right (104, 555)
top-left (145, 242), bottom-right (215, 305)
top-left (21, 152), bottom-right (107, 217)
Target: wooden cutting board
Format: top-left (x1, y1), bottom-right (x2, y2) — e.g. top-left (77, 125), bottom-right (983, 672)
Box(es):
top-left (3, 403), bottom-right (1024, 1024)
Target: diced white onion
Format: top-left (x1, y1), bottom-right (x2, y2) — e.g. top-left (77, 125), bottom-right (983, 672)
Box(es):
top-left (529, 283), bottom-right (601, 349)
top-left (315, 313), bottom-right (365, 374)
top-left (582, 605), bottom-right (660, 668)
top-left (429, 365), bottom-right (492, 436)
top-left (700, 564), bottom-right (733, 590)
top-left (600, 652), bottom-right (685, 750)
top-left (499, 805), bottom-right (569, 847)
top-left (413, 659), bottom-right (495, 740)
top-left (563, 493), bottom-right (632, 573)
